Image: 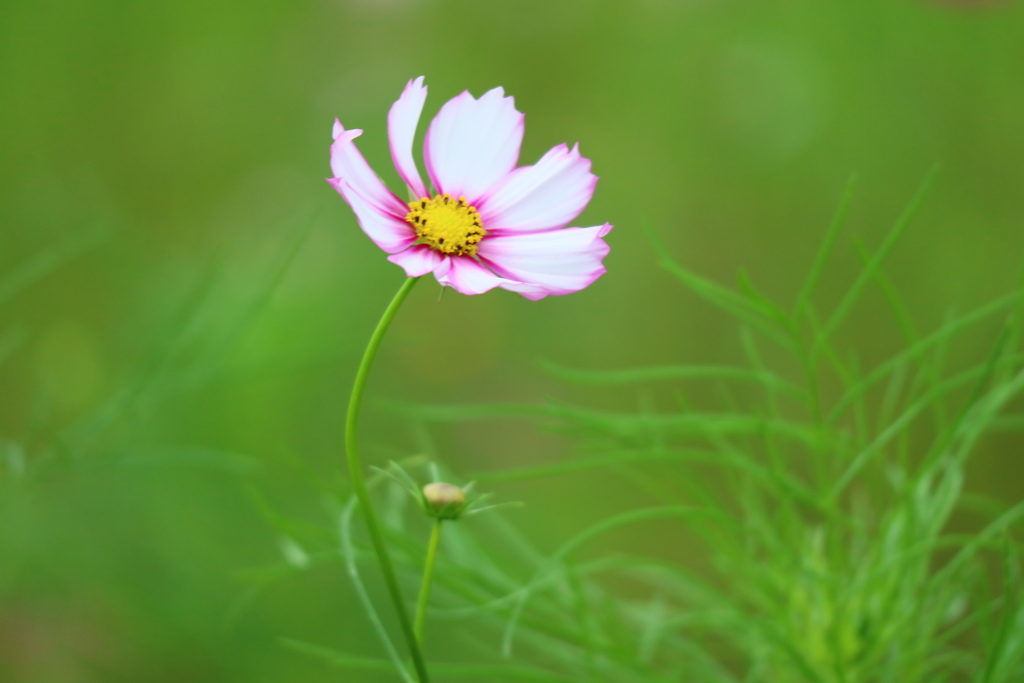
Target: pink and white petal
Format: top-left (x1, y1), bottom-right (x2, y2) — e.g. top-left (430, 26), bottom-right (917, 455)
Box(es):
top-left (328, 178), bottom-right (416, 254)
top-left (478, 143), bottom-right (597, 234)
top-left (477, 223), bottom-right (613, 297)
top-left (387, 244), bottom-right (444, 277)
top-left (496, 279), bottom-right (548, 300)
top-left (424, 87), bottom-right (524, 203)
top-left (387, 77), bottom-right (429, 199)
top-left (433, 256), bottom-right (505, 296)
top-left (330, 122), bottom-right (409, 217)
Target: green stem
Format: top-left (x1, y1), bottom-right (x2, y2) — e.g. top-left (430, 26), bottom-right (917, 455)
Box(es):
top-left (345, 276), bottom-right (429, 683)
top-left (414, 518), bottom-right (443, 645)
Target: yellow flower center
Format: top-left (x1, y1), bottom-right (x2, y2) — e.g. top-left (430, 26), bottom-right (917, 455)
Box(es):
top-left (405, 194), bottom-right (486, 256)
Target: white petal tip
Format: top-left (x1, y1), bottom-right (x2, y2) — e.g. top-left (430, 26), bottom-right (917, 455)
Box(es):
top-left (484, 85), bottom-right (507, 99)
top-left (333, 129), bottom-right (363, 148)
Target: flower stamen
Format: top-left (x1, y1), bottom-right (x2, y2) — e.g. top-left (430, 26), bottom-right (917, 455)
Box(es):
top-left (405, 194), bottom-right (486, 256)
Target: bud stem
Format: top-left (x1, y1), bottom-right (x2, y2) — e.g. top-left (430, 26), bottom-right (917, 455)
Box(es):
top-left (415, 518), bottom-right (444, 646)
top-left (344, 276), bottom-right (429, 682)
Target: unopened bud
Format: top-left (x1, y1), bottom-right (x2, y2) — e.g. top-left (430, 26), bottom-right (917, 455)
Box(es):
top-left (422, 482), bottom-right (465, 514)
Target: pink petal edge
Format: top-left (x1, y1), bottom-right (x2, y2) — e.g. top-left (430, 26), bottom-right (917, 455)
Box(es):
top-left (327, 177), bottom-right (416, 254)
top-left (387, 243), bottom-right (443, 277)
top-left (388, 77), bottom-right (429, 199)
top-left (479, 143), bottom-right (598, 235)
top-left (429, 255), bottom-right (545, 299)
top-left (330, 121), bottom-right (408, 217)
top-left (478, 223), bottom-right (613, 298)
top-left (424, 87), bottom-right (525, 204)
top-left (433, 256), bottom-right (503, 295)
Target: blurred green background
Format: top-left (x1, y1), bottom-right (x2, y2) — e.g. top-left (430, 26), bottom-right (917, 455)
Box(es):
top-left (2, 0), bottom-right (1023, 680)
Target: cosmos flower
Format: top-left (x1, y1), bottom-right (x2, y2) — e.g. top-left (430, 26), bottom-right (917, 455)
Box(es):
top-left (328, 77), bottom-right (612, 300)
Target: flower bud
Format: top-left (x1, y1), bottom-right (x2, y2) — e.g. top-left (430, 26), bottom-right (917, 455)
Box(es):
top-left (422, 482), bottom-right (465, 519)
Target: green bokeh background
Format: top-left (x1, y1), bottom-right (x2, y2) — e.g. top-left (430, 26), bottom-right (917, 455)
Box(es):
top-left (2, 0), bottom-right (1023, 680)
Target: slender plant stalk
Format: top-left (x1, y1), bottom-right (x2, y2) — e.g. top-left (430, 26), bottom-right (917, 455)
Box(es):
top-left (415, 518), bottom-right (443, 645)
top-left (345, 276), bottom-right (429, 683)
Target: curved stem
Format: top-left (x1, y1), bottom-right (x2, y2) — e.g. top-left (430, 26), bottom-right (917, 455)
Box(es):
top-left (345, 276), bottom-right (429, 682)
top-left (414, 518), bottom-right (443, 646)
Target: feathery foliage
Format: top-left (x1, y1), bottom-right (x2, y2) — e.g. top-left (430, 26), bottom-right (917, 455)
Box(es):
top-left (298, 177), bottom-right (1024, 682)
